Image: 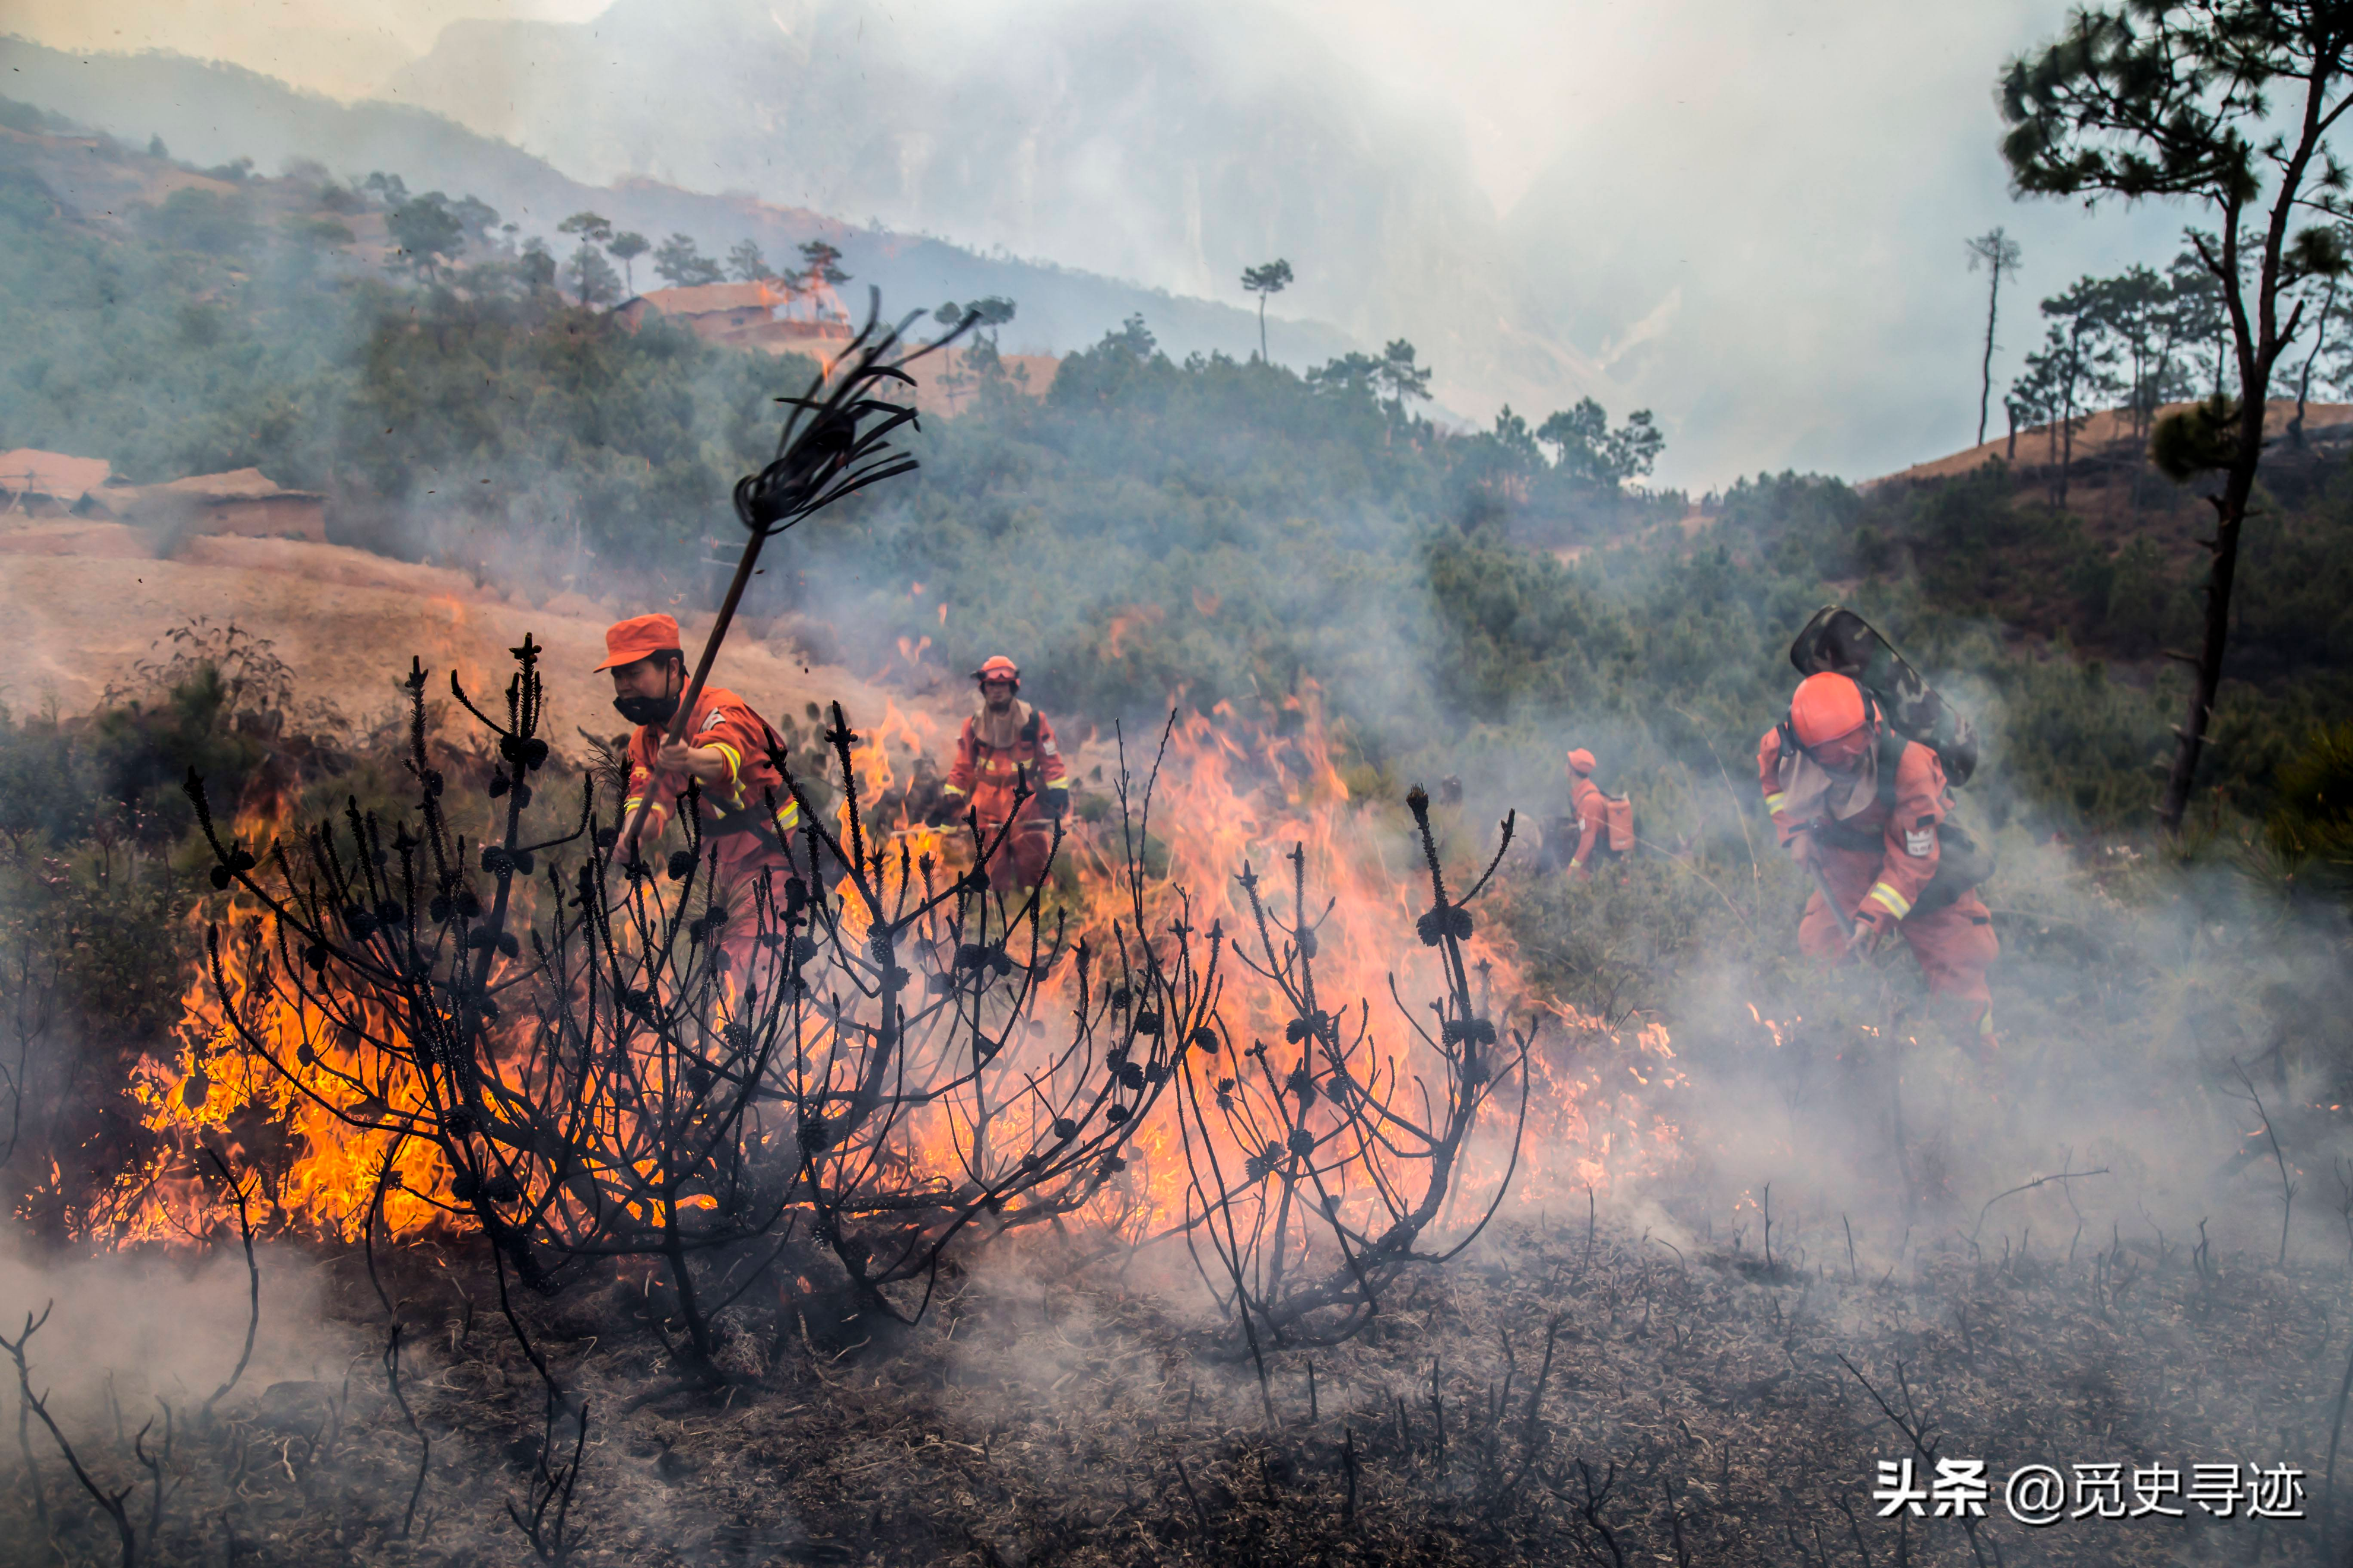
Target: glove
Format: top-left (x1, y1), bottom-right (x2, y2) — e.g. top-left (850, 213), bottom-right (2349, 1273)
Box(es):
top-left (924, 794), bottom-right (963, 829)
top-left (1846, 908), bottom-right (1888, 960)
top-left (1044, 786), bottom-right (1071, 821)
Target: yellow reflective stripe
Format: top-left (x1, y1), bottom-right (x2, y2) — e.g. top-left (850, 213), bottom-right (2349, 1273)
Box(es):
top-left (1977, 1009), bottom-right (1996, 1036)
top-left (624, 795), bottom-right (644, 810)
top-left (709, 741), bottom-right (743, 784)
top-left (1865, 881), bottom-right (1912, 921)
top-left (941, 784), bottom-right (968, 797)
top-left (774, 796), bottom-right (801, 830)
top-left (1764, 792), bottom-right (1787, 814)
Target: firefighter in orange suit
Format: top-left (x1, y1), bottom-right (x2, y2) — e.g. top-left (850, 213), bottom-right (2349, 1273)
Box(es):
top-left (933, 655), bottom-right (1069, 889)
top-left (602, 613), bottom-right (801, 979)
top-left (1564, 748), bottom-right (1613, 877)
top-left (1759, 672), bottom-right (1999, 1052)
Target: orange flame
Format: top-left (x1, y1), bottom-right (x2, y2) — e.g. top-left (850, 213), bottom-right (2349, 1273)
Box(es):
top-left (91, 689), bottom-right (1679, 1249)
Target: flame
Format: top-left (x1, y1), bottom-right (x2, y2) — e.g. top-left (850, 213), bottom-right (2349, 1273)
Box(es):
top-left (67, 889), bottom-right (488, 1244)
top-left (88, 687), bottom-right (1680, 1250)
top-left (1100, 605), bottom-right (1166, 663)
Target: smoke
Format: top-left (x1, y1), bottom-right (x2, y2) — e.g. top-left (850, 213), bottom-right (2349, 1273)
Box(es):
top-left (0, 1236), bottom-right (351, 1439)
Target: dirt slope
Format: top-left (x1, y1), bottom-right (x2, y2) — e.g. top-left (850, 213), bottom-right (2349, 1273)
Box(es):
top-left (1871, 398), bottom-right (2353, 487)
top-left (0, 521), bottom-right (937, 757)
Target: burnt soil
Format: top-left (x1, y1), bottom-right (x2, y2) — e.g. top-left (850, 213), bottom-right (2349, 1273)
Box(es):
top-left (0, 1203), bottom-right (2341, 1568)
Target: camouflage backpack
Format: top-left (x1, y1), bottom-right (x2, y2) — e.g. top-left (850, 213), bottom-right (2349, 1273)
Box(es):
top-left (1788, 606), bottom-right (1978, 786)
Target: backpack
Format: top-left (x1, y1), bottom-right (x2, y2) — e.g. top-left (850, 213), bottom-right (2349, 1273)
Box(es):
top-left (1552, 777), bottom-right (1636, 866)
top-left (1789, 606), bottom-right (1978, 786)
top-left (1604, 794), bottom-right (1635, 854)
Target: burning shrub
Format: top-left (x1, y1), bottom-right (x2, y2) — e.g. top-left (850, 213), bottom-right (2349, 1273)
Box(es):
top-left (139, 635), bottom-right (1558, 1394)
top-left (1174, 788), bottom-right (1532, 1382)
top-left (160, 635), bottom-right (1195, 1376)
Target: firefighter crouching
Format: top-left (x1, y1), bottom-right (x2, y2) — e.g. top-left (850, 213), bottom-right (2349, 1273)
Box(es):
top-left (1760, 671), bottom-right (1999, 1053)
top-left (928, 655), bottom-right (1069, 889)
top-left (602, 613), bottom-right (801, 982)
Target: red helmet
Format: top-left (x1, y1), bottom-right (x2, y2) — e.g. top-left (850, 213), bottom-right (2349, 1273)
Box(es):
top-left (1789, 672), bottom-right (1870, 749)
top-left (973, 654), bottom-right (1021, 686)
top-left (1566, 748), bottom-right (1596, 775)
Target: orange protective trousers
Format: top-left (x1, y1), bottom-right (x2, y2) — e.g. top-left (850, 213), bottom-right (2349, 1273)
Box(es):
top-left (1800, 842), bottom-right (1999, 1044)
top-left (703, 847), bottom-right (795, 1001)
top-left (976, 821), bottom-right (1054, 891)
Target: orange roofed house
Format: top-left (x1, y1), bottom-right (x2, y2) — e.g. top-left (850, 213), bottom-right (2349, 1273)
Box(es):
top-left (0, 449), bottom-right (119, 517)
top-left (104, 467), bottom-right (326, 543)
top-left (614, 281), bottom-right (855, 354)
top-left (610, 285), bottom-right (1060, 414)
top-left (0, 449), bottom-right (322, 541)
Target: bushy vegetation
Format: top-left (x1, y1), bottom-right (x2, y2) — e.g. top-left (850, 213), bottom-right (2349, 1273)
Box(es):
top-left (807, 322), bottom-right (2353, 862)
top-left (0, 112), bottom-right (811, 581)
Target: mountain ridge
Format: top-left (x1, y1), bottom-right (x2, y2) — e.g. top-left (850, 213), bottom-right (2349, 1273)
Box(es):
top-left (0, 36), bottom-right (1361, 373)
top-left (380, 0), bottom-right (1599, 421)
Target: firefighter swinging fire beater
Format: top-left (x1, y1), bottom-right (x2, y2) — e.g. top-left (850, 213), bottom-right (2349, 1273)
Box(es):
top-left (602, 613), bottom-right (802, 981)
top-left (929, 654), bottom-right (1070, 889)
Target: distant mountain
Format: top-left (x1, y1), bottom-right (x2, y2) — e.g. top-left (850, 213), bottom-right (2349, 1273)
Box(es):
top-left (0, 36), bottom-right (1355, 370)
top-left (381, 0), bottom-right (1595, 418)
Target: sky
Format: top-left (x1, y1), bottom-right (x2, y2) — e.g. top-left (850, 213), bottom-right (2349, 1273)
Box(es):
top-left (4, 0), bottom-right (2058, 212)
top-left (5, 0), bottom-right (2200, 485)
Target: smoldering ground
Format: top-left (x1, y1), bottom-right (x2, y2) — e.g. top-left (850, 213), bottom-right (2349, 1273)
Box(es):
top-left (5, 1155), bottom-right (2343, 1566)
top-left (11, 597), bottom-right (2346, 1564)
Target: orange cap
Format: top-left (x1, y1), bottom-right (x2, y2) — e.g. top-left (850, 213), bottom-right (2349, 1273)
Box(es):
top-left (1566, 748), bottom-right (1596, 775)
top-left (595, 613), bottom-right (682, 671)
top-left (1790, 672), bottom-right (1868, 748)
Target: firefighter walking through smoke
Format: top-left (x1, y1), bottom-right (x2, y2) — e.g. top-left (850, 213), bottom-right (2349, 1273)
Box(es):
top-left (602, 613), bottom-right (801, 983)
top-left (1760, 670), bottom-right (1999, 1053)
top-left (931, 655), bottom-right (1069, 889)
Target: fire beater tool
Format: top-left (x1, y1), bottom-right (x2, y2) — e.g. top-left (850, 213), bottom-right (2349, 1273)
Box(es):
top-left (1802, 830), bottom-right (1855, 942)
top-left (616, 291), bottom-right (977, 855)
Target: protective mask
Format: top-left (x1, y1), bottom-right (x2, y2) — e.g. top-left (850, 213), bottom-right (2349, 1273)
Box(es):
top-left (613, 692), bottom-right (679, 727)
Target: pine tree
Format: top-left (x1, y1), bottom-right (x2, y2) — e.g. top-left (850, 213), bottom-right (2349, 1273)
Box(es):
top-left (726, 238), bottom-right (770, 282)
top-left (2002, 2), bottom-right (2353, 831)
top-left (606, 231), bottom-right (650, 295)
top-left (1965, 228), bottom-right (2022, 445)
top-left (1241, 260), bottom-right (1293, 364)
top-left (654, 233), bottom-right (725, 288)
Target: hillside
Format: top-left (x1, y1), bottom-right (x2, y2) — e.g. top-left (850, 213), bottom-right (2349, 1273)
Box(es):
top-left (0, 519), bottom-right (983, 772)
top-left (1872, 399), bottom-right (2353, 488)
top-left (1857, 400), bottom-right (2353, 615)
top-left (5, 78), bottom-right (2351, 847)
top-left (383, 0), bottom-right (1585, 422)
top-left (0, 38), bottom-right (1359, 372)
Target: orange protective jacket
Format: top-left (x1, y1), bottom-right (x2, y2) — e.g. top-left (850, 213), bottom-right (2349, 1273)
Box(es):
top-left (625, 685), bottom-right (802, 873)
top-left (944, 703), bottom-right (1068, 827)
top-left (1569, 775), bottom-right (1608, 866)
top-left (1757, 724), bottom-right (1948, 927)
